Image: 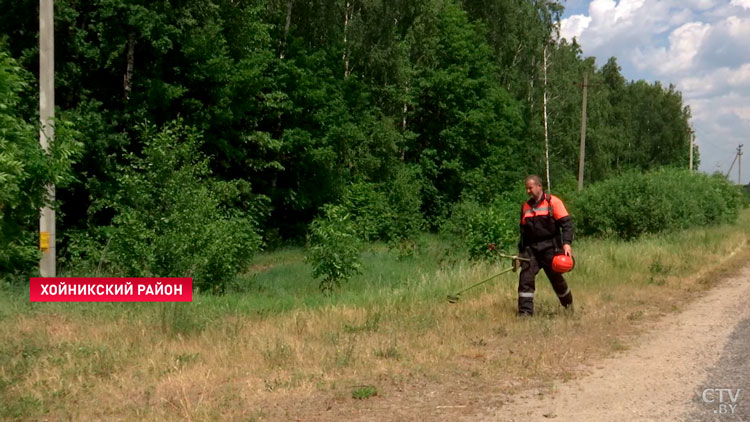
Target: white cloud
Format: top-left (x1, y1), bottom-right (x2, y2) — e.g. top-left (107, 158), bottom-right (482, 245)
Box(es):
top-left (560, 14), bottom-right (591, 41)
top-left (561, 1), bottom-right (750, 182)
top-left (726, 15), bottom-right (750, 37)
top-left (688, 92), bottom-right (750, 165)
top-left (694, 16), bottom-right (750, 71)
top-left (727, 63), bottom-right (750, 86)
top-left (683, 0), bottom-right (722, 10)
top-left (734, 107), bottom-right (750, 123)
top-left (560, 0), bottom-right (672, 64)
top-left (667, 9), bottom-right (695, 27)
top-left (637, 22), bottom-right (711, 75)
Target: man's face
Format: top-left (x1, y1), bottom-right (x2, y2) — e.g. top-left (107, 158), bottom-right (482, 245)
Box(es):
top-left (525, 180), bottom-right (543, 199)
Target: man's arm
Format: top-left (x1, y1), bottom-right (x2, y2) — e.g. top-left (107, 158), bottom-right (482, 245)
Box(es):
top-left (558, 215), bottom-right (573, 246)
top-left (550, 195), bottom-right (574, 256)
top-left (518, 208), bottom-right (525, 253)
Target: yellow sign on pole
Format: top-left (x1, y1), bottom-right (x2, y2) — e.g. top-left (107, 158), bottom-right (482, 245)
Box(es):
top-left (40, 232), bottom-right (50, 251)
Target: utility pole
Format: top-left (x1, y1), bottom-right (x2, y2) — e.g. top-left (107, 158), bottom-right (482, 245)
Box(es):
top-left (726, 150), bottom-right (738, 179)
top-left (739, 144), bottom-right (743, 185)
top-left (688, 129), bottom-right (694, 171)
top-left (577, 71), bottom-right (588, 191)
top-left (726, 144), bottom-right (744, 184)
top-left (39, 0), bottom-right (55, 276)
top-left (543, 43), bottom-right (551, 193)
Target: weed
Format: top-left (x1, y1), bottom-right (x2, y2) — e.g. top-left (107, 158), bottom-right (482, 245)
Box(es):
top-left (627, 310), bottom-right (645, 321)
top-left (343, 312), bottom-right (381, 333)
top-left (0, 395), bottom-right (45, 419)
top-left (262, 340), bottom-right (293, 368)
top-left (647, 276), bottom-right (666, 286)
top-left (74, 343), bottom-right (117, 377)
top-left (373, 342), bottom-right (401, 360)
top-left (608, 337), bottom-right (628, 351)
top-left (351, 385), bottom-right (378, 399)
top-left (335, 340), bottom-right (356, 368)
top-left (263, 373), bottom-right (305, 392)
top-left (469, 337), bottom-right (487, 347)
top-left (493, 326), bottom-right (509, 337)
top-left (649, 259), bottom-right (671, 275)
top-left (175, 352), bottom-right (200, 368)
top-left (158, 302), bottom-right (205, 337)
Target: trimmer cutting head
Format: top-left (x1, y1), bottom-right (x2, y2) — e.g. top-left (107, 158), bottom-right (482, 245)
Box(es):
top-left (445, 265), bottom-right (516, 304)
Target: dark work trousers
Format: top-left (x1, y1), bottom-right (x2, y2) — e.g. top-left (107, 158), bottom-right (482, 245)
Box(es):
top-left (518, 246), bottom-right (573, 315)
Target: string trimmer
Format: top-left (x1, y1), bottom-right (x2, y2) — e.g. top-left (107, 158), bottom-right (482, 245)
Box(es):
top-left (446, 244), bottom-right (529, 303)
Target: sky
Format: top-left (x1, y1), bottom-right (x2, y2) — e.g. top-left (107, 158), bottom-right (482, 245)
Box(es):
top-left (560, 0), bottom-right (750, 184)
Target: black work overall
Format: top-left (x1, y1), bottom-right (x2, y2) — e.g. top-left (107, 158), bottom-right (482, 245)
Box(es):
top-left (518, 194), bottom-right (573, 315)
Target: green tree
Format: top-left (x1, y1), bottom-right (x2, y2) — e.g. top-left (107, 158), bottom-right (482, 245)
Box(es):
top-left (77, 121), bottom-right (263, 293)
top-left (0, 47), bottom-right (81, 279)
top-left (306, 203), bottom-right (362, 294)
top-left (404, 0), bottom-right (523, 223)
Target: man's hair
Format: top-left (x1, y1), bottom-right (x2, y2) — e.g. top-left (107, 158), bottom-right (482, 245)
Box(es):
top-left (525, 175), bottom-right (543, 187)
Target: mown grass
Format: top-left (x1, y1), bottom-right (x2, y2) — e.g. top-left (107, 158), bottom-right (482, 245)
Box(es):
top-left (2, 210), bottom-right (750, 420)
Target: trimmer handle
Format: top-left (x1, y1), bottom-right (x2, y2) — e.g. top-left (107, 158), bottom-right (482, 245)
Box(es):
top-left (487, 243), bottom-right (530, 262)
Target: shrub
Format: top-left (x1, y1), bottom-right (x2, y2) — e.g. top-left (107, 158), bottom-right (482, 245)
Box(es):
top-left (340, 165), bottom-right (424, 257)
top-left (67, 121), bottom-right (262, 293)
top-left (306, 204), bottom-right (363, 294)
top-left (571, 168), bottom-right (746, 239)
top-left (439, 192), bottom-right (522, 260)
top-left (341, 181), bottom-right (390, 242)
top-left (382, 165), bottom-right (424, 257)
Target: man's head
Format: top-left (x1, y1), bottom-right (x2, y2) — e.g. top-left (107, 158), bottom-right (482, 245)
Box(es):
top-left (525, 175), bottom-right (544, 200)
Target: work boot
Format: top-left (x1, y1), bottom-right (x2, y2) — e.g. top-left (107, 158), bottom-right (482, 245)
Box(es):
top-left (558, 289), bottom-right (573, 308)
top-left (518, 295), bottom-right (534, 315)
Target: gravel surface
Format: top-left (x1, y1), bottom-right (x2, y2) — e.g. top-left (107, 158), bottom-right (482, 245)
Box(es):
top-left (482, 264), bottom-right (750, 422)
top-left (687, 316), bottom-right (749, 421)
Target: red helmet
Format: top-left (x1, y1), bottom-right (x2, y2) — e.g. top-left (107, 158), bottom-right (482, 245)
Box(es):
top-left (551, 254), bottom-right (575, 273)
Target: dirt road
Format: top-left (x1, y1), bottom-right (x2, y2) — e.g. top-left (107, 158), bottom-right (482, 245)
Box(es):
top-left (481, 264), bottom-right (750, 422)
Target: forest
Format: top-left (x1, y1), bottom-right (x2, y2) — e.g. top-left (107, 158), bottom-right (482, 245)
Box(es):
top-left (0, 0), bottom-right (705, 288)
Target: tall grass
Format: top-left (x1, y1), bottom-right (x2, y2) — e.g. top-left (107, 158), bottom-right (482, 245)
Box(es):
top-left (2, 210), bottom-right (750, 420)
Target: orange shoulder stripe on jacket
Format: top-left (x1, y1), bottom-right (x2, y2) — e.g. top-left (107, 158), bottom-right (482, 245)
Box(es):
top-left (549, 195), bottom-right (569, 220)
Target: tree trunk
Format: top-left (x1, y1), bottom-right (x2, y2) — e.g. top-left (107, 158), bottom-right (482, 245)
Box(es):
top-left (343, 0), bottom-right (351, 78)
top-left (280, 0), bottom-right (293, 59)
top-left (123, 34), bottom-right (136, 101)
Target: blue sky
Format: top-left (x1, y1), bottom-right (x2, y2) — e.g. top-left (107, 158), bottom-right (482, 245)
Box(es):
top-left (560, 0), bottom-right (750, 184)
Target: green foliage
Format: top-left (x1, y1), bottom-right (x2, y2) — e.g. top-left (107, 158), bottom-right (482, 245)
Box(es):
top-left (306, 204), bottom-right (363, 294)
top-left (68, 121), bottom-right (262, 293)
top-left (0, 47), bottom-right (82, 279)
top-left (341, 181), bottom-right (390, 242)
top-left (406, 0), bottom-right (524, 224)
top-left (439, 192), bottom-right (522, 260)
top-left (383, 165), bottom-right (424, 256)
top-left (0, 0), bottom-right (700, 250)
top-left (351, 385), bottom-right (378, 400)
top-left (339, 165), bottom-right (424, 257)
top-left (572, 168), bottom-right (746, 239)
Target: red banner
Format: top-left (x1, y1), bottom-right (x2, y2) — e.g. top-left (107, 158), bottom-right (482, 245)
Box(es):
top-left (29, 278), bottom-right (193, 302)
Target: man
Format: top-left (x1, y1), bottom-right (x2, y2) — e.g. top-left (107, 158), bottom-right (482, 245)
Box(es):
top-left (517, 175), bottom-right (574, 316)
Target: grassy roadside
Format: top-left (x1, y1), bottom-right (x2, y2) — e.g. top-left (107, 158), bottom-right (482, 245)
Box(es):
top-left (2, 209), bottom-right (750, 421)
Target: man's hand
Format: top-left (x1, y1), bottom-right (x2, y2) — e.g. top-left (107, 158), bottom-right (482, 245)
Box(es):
top-left (562, 244), bottom-right (572, 256)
